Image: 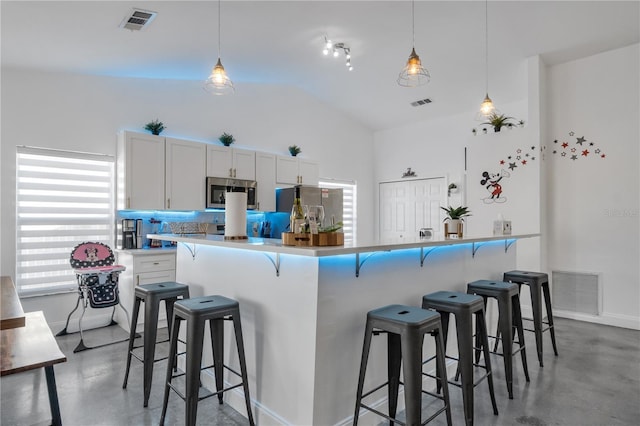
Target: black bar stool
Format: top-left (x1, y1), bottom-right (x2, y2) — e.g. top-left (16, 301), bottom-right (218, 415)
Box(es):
top-left (422, 291), bottom-right (498, 426)
top-left (159, 295), bottom-right (255, 426)
top-left (122, 281), bottom-right (189, 407)
top-left (467, 280), bottom-right (530, 399)
top-left (354, 304), bottom-right (452, 426)
top-left (503, 270), bottom-right (559, 367)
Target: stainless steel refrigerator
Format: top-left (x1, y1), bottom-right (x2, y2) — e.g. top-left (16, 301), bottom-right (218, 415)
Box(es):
top-left (276, 186), bottom-right (343, 226)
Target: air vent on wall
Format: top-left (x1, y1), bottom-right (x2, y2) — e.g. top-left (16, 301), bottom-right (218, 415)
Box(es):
top-left (410, 98), bottom-right (432, 107)
top-left (119, 8), bottom-right (157, 31)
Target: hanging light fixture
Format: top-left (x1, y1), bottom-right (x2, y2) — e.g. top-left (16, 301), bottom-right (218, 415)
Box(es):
top-left (479, 0), bottom-right (495, 116)
top-left (204, 0), bottom-right (234, 95)
top-left (397, 0), bottom-right (430, 87)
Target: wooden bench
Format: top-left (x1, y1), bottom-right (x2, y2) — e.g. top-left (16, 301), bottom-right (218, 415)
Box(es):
top-left (1, 278), bottom-right (67, 426)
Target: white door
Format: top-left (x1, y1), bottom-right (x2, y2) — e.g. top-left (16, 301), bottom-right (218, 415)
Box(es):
top-left (206, 145), bottom-right (233, 178)
top-left (255, 152), bottom-right (276, 211)
top-left (233, 149), bottom-right (256, 180)
top-left (165, 138), bottom-right (206, 210)
top-left (125, 132), bottom-right (165, 210)
top-left (379, 178), bottom-right (446, 242)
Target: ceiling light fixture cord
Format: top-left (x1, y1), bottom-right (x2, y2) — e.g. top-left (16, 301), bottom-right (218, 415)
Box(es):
top-left (485, 0), bottom-right (488, 94)
top-left (204, 0), bottom-right (234, 95)
top-left (397, 0), bottom-right (430, 87)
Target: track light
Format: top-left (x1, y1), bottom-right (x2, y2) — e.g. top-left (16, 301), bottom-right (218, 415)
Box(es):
top-left (322, 36), bottom-right (353, 71)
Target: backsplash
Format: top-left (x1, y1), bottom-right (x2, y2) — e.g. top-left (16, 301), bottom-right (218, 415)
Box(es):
top-left (116, 210), bottom-right (290, 249)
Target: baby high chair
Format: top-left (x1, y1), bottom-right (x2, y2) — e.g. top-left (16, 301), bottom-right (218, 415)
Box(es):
top-left (57, 242), bottom-right (132, 353)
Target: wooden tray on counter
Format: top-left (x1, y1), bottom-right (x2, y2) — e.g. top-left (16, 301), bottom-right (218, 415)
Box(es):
top-left (281, 232), bottom-right (344, 247)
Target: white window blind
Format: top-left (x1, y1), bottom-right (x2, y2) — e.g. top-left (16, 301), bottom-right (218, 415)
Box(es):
top-left (16, 146), bottom-right (115, 296)
top-left (319, 179), bottom-right (357, 245)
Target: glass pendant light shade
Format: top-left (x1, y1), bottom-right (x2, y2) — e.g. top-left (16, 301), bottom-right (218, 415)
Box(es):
top-left (204, 58), bottom-right (234, 95)
top-left (397, 47), bottom-right (430, 87)
top-left (479, 93), bottom-right (495, 117)
top-left (397, 1), bottom-right (429, 87)
top-left (204, 0), bottom-right (234, 95)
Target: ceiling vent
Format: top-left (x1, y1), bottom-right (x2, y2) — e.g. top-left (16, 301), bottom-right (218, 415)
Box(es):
top-left (119, 8), bottom-right (157, 31)
top-left (410, 98), bottom-right (432, 107)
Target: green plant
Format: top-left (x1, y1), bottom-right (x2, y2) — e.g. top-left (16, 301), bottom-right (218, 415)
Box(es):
top-left (482, 113), bottom-right (519, 132)
top-left (219, 132), bottom-right (235, 146)
top-left (144, 119), bottom-right (165, 135)
top-left (441, 205), bottom-right (471, 221)
top-left (288, 145), bottom-right (301, 156)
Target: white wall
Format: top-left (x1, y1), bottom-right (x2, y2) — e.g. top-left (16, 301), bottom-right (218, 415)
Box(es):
top-left (546, 44), bottom-right (640, 328)
top-left (0, 68), bottom-right (375, 326)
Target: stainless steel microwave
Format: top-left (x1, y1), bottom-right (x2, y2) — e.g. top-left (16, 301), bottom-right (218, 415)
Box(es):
top-left (206, 177), bottom-right (258, 210)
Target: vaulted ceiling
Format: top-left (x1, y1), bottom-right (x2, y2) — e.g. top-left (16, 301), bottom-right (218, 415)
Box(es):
top-left (2, 1), bottom-right (638, 130)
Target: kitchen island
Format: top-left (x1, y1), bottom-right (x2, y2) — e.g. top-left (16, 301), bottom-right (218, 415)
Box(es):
top-left (149, 232), bottom-right (537, 425)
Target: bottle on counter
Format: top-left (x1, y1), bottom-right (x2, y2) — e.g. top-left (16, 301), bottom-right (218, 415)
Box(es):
top-left (290, 186), bottom-right (306, 234)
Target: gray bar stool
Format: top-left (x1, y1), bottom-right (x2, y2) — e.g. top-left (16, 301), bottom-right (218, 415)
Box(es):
top-left (503, 270), bottom-right (558, 367)
top-left (467, 280), bottom-right (530, 399)
top-left (159, 295), bottom-right (255, 426)
top-left (122, 281), bottom-right (189, 407)
top-left (354, 304), bottom-right (452, 426)
top-left (422, 291), bottom-right (498, 426)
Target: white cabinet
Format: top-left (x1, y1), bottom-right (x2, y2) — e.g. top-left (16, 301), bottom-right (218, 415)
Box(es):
top-left (165, 138), bottom-right (206, 210)
top-left (117, 131), bottom-right (165, 210)
top-left (206, 145), bottom-right (256, 180)
top-left (117, 132), bottom-right (206, 210)
top-left (116, 250), bottom-right (177, 333)
top-left (276, 156), bottom-right (319, 186)
top-left (255, 152), bottom-right (276, 211)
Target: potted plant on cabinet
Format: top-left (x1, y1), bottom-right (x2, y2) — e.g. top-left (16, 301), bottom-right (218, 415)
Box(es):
top-left (219, 132), bottom-right (235, 146)
top-left (288, 145), bottom-right (301, 156)
top-left (144, 119), bottom-right (165, 135)
top-left (441, 205), bottom-right (471, 238)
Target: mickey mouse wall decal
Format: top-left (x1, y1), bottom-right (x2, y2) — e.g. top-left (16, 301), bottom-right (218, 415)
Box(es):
top-left (480, 169), bottom-right (511, 204)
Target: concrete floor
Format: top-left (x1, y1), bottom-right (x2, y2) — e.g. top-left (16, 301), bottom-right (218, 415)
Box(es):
top-left (1, 317), bottom-right (638, 425)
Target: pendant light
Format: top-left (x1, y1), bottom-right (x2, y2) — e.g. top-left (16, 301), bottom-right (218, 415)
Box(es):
top-left (479, 0), bottom-right (495, 116)
top-left (397, 0), bottom-right (430, 87)
top-left (204, 0), bottom-right (234, 95)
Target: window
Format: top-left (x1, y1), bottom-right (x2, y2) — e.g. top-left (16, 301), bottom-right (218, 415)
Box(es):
top-left (15, 147), bottom-right (115, 296)
top-left (319, 179), bottom-right (357, 245)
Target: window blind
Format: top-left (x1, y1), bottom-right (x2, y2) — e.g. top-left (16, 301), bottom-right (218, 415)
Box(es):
top-left (319, 179), bottom-right (357, 245)
top-left (15, 146), bottom-right (115, 296)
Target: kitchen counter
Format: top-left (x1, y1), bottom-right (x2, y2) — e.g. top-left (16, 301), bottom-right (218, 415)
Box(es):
top-left (158, 232), bottom-right (536, 425)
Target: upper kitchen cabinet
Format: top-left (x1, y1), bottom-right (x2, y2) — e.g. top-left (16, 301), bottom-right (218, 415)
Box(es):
top-left (117, 131), bottom-right (206, 210)
top-left (165, 138), bottom-right (206, 210)
top-left (206, 145), bottom-right (256, 181)
top-left (255, 152), bottom-right (276, 211)
top-left (276, 155), bottom-right (319, 186)
top-left (117, 131), bottom-right (165, 210)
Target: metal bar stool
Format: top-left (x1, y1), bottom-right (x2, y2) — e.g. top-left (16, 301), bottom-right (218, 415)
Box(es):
top-left (503, 270), bottom-right (559, 367)
top-left (122, 281), bottom-right (190, 407)
top-left (354, 304), bottom-right (452, 426)
top-left (467, 280), bottom-right (530, 399)
top-left (422, 291), bottom-right (498, 426)
top-left (159, 295), bottom-right (255, 426)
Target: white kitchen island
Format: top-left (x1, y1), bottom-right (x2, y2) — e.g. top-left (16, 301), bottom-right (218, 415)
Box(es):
top-left (149, 233), bottom-right (537, 426)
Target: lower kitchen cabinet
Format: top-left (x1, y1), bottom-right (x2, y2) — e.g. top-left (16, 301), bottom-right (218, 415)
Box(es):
top-left (115, 249), bottom-right (177, 333)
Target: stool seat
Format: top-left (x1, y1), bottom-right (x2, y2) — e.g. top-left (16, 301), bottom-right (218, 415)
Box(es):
top-left (354, 304), bottom-right (452, 426)
top-left (467, 280), bottom-right (529, 399)
top-left (134, 281), bottom-right (190, 299)
top-left (173, 295), bottom-right (238, 319)
top-left (422, 291), bottom-right (498, 426)
top-left (422, 291), bottom-right (485, 312)
top-left (503, 270), bottom-right (558, 367)
top-left (160, 294), bottom-right (254, 426)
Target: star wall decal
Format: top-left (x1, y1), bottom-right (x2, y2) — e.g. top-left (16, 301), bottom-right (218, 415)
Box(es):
top-left (550, 131), bottom-right (606, 162)
top-left (508, 162), bottom-right (517, 170)
top-left (521, 160), bottom-right (527, 165)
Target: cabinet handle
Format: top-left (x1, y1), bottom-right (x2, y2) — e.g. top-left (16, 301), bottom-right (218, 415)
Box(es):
top-left (233, 168), bottom-right (237, 178)
top-left (136, 275), bottom-right (140, 286)
top-left (167, 198), bottom-right (171, 209)
top-left (127, 197), bottom-right (130, 209)
top-left (153, 262), bottom-right (160, 265)
top-left (229, 168), bottom-right (233, 177)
